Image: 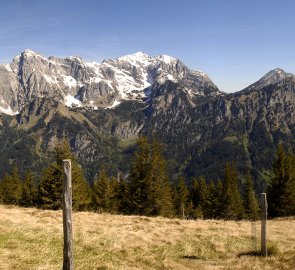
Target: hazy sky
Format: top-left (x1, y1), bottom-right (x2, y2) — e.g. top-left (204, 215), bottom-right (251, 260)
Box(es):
top-left (1, 0), bottom-right (294, 92)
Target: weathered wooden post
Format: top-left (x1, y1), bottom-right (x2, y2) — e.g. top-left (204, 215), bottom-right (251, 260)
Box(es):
top-left (181, 203), bottom-right (185, 220)
top-left (62, 159), bottom-right (74, 270)
top-left (261, 193), bottom-right (267, 257)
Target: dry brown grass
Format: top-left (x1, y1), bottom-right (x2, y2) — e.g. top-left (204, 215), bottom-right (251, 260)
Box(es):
top-left (0, 204), bottom-right (294, 270)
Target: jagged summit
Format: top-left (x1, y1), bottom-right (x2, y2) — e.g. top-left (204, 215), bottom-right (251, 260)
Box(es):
top-left (258, 68), bottom-right (292, 84)
top-left (0, 50), bottom-right (219, 115)
top-left (117, 51), bottom-right (150, 62)
top-left (18, 49), bottom-right (45, 59)
top-left (241, 68), bottom-right (294, 93)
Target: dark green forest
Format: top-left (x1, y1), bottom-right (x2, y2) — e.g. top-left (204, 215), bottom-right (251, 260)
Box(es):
top-left (0, 137), bottom-right (294, 219)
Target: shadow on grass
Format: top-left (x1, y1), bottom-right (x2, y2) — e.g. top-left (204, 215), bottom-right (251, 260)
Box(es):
top-left (181, 255), bottom-right (202, 260)
top-left (238, 246), bottom-right (278, 258)
top-left (238, 250), bottom-right (262, 257)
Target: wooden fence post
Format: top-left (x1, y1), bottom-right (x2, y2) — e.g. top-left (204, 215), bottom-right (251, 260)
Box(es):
top-left (62, 159), bottom-right (74, 270)
top-left (181, 203), bottom-right (185, 220)
top-left (261, 193), bottom-right (267, 257)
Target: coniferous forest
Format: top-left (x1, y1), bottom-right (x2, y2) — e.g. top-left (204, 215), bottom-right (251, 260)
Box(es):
top-left (0, 137), bottom-right (294, 220)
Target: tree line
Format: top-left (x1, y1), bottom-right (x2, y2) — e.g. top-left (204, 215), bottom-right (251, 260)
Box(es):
top-left (0, 137), bottom-right (294, 219)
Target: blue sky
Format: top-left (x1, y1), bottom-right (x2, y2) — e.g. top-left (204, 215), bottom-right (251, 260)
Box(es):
top-left (0, 0), bottom-right (294, 92)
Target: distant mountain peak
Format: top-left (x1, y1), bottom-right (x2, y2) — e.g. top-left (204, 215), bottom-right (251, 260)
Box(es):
top-left (117, 51), bottom-right (150, 63)
top-left (241, 68), bottom-right (294, 93)
top-left (156, 54), bottom-right (177, 64)
top-left (260, 68), bottom-right (289, 81)
top-left (0, 49), bottom-right (220, 115)
top-left (21, 49), bottom-right (44, 58)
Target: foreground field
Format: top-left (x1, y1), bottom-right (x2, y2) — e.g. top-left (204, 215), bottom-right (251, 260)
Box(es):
top-left (0, 205), bottom-right (294, 270)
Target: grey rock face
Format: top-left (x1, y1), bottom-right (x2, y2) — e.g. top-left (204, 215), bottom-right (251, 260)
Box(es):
top-left (241, 68), bottom-right (295, 94)
top-left (0, 50), bottom-right (221, 114)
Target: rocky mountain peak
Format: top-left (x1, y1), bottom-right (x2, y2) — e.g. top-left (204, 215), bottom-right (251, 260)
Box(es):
top-left (117, 51), bottom-right (151, 64)
top-left (241, 68), bottom-right (294, 93)
top-left (259, 68), bottom-right (292, 84)
top-left (0, 50), bottom-right (221, 114)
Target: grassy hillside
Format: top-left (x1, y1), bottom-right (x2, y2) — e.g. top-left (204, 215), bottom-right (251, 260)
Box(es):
top-left (0, 205), bottom-right (294, 270)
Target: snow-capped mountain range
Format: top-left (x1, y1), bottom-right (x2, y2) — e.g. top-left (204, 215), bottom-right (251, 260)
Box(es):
top-left (0, 50), bottom-right (220, 115)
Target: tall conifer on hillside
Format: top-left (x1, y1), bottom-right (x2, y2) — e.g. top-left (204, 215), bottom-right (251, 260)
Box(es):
top-left (173, 177), bottom-right (189, 218)
top-left (220, 162), bottom-right (245, 220)
top-left (203, 181), bottom-right (216, 219)
top-left (0, 166), bottom-right (22, 205)
top-left (149, 139), bottom-right (174, 217)
top-left (268, 145), bottom-right (295, 217)
top-left (189, 176), bottom-right (209, 218)
top-left (127, 137), bottom-right (151, 215)
top-left (91, 169), bottom-right (119, 213)
top-left (38, 139), bottom-right (91, 210)
top-left (20, 170), bottom-right (38, 207)
top-left (127, 137), bottom-right (174, 217)
top-left (243, 173), bottom-right (259, 220)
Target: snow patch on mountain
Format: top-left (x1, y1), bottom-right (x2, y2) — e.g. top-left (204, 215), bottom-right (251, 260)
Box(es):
top-left (4, 64), bottom-right (12, 72)
top-left (0, 105), bottom-right (18, 115)
top-left (117, 51), bottom-right (151, 67)
top-left (157, 55), bottom-right (177, 64)
top-left (62, 75), bottom-right (78, 88)
top-left (106, 100), bottom-right (121, 109)
top-left (64, 95), bottom-right (82, 108)
top-left (43, 74), bottom-right (58, 84)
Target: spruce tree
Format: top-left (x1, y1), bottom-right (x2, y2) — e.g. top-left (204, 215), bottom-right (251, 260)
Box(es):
top-left (173, 177), bottom-right (189, 218)
top-left (189, 176), bottom-right (208, 219)
top-left (0, 166), bottom-right (22, 205)
top-left (198, 176), bottom-right (208, 215)
top-left (39, 139), bottom-right (91, 210)
top-left (149, 139), bottom-right (174, 217)
top-left (127, 137), bottom-right (174, 217)
top-left (20, 170), bottom-right (38, 207)
top-left (127, 137), bottom-right (151, 215)
top-left (220, 162), bottom-right (245, 220)
top-left (204, 181), bottom-right (216, 219)
top-left (38, 163), bottom-right (63, 210)
top-left (212, 180), bottom-right (223, 219)
top-left (91, 169), bottom-right (118, 213)
top-left (189, 178), bottom-right (202, 218)
top-left (268, 145), bottom-right (295, 217)
top-left (116, 177), bottom-right (130, 214)
top-left (243, 173), bottom-right (259, 220)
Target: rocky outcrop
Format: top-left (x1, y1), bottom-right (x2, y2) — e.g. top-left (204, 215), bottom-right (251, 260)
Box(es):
top-left (0, 50), bottom-right (220, 114)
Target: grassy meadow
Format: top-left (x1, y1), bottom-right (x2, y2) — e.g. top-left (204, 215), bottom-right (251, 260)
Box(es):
top-left (0, 204), bottom-right (294, 270)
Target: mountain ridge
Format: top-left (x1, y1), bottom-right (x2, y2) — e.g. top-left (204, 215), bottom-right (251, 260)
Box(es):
top-left (0, 49), bottom-right (220, 115)
top-left (0, 50), bottom-right (295, 186)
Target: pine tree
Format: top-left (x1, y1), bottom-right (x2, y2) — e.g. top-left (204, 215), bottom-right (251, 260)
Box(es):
top-left (38, 139), bottom-right (91, 210)
top-left (203, 181), bottom-right (216, 219)
top-left (198, 176), bottom-right (208, 215)
top-left (91, 169), bottom-right (118, 213)
top-left (220, 162), bottom-right (245, 220)
top-left (0, 166), bottom-right (22, 205)
top-left (212, 180), bottom-right (223, 219)
top-left (149, 139), bottom-right (174, 217)
top-left (38, 163), bottom-right (63, 210)
top-left (20, 170), bottom-right (38, 207)
top-left (127, 137), bottom-right (174, 217)
top-left (243, 173), bottom-right (259, 220)
top-left (189, 178), bottom-right (202, 218)
top-left (127, 137), bottom-right (151, 215)
top-left (189, 176), bottom-right (208, 219)
top-left (173, 177), bottom-right (189, 218)
top-left (116, 177), bottom-right (130, 214)
top-left (268, 145), bottom-right (295, 217)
